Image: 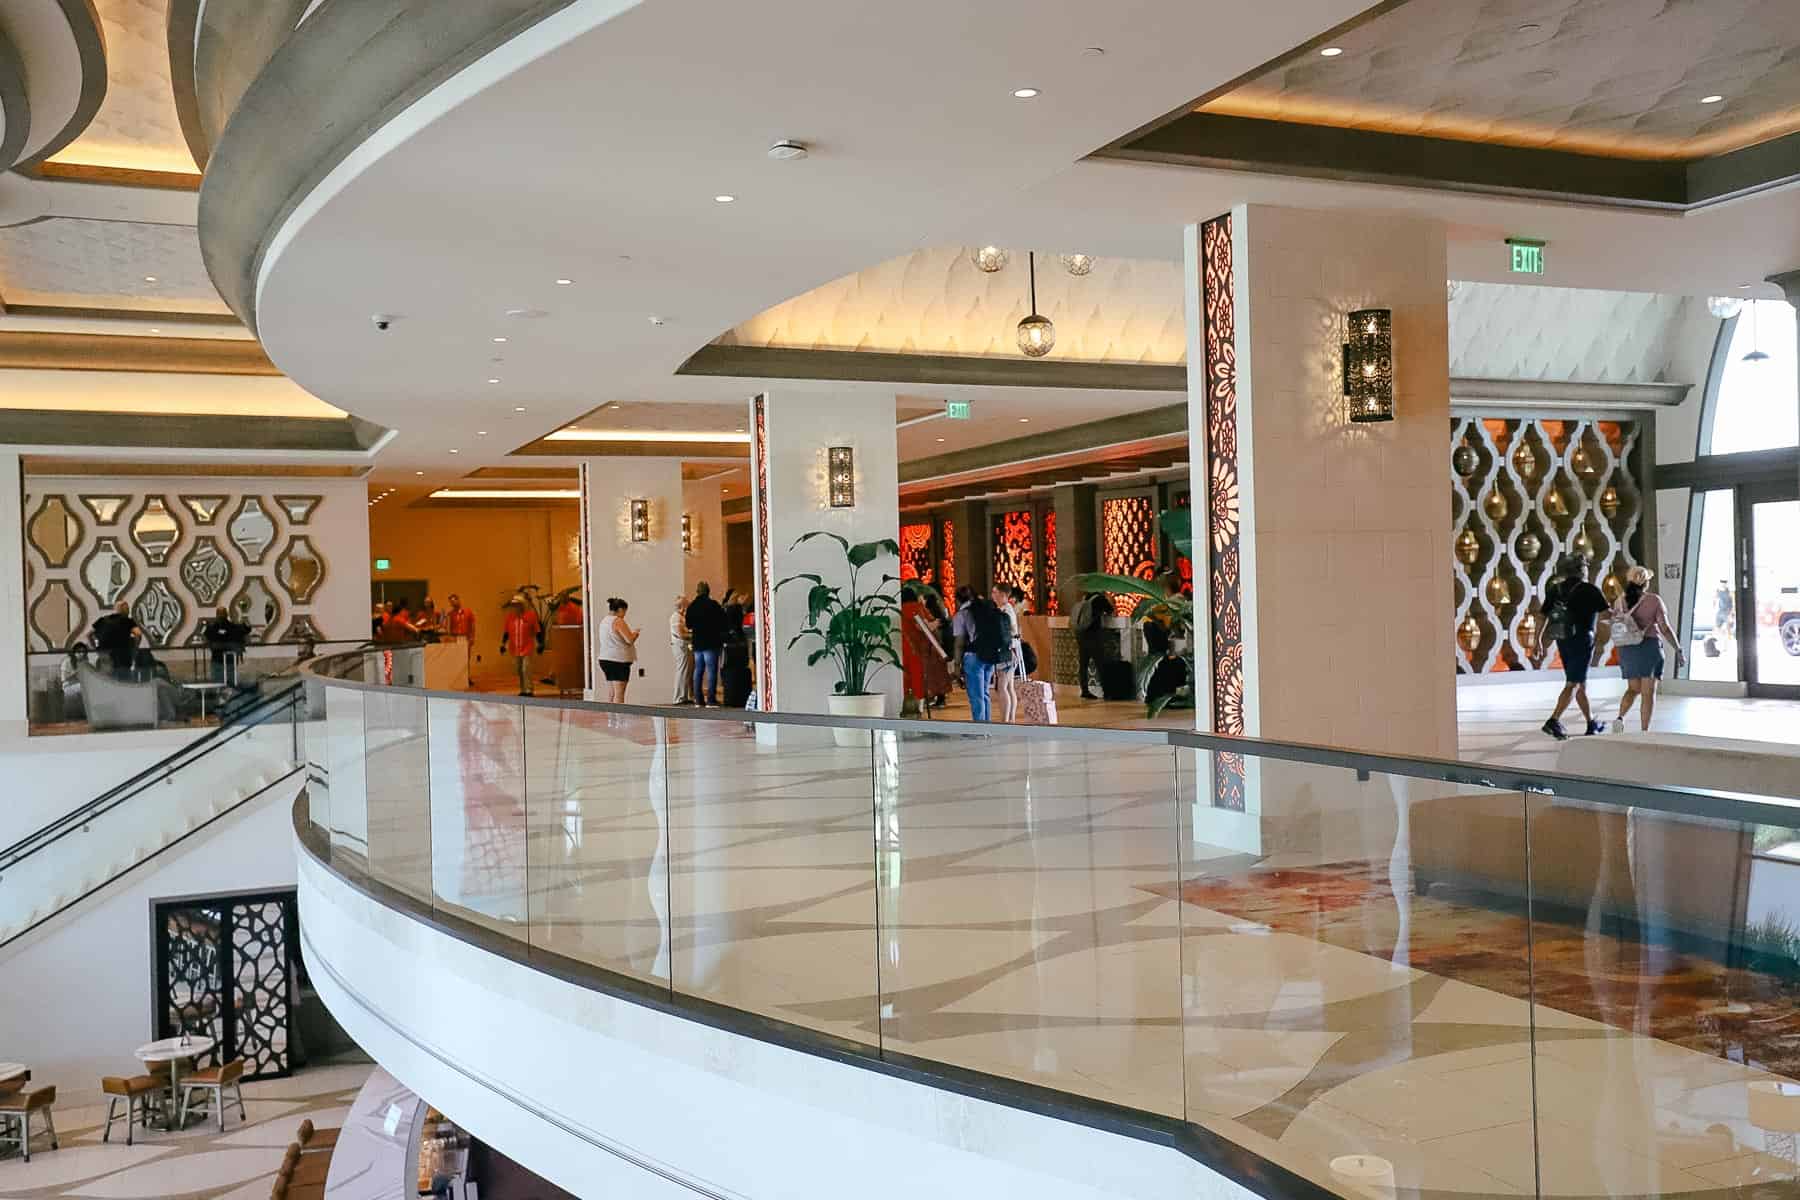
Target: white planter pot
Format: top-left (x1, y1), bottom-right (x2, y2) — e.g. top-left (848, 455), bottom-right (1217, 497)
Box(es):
top-left (826, 692), bottom-right (886, 747)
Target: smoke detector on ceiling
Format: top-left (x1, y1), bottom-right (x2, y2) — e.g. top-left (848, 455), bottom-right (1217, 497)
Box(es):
top-left (767, 140), bottom-right (809, 161)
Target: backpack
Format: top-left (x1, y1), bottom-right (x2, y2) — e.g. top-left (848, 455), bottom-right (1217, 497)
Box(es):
top-left (1610, 596), bottom-right (1648, 647)
top-left (969, 600), bottom-right (1010, 665)
top-left (1542, 583), bottom-right (1572, 642)
top-left (1073, 595), bottom-right (1099, 636)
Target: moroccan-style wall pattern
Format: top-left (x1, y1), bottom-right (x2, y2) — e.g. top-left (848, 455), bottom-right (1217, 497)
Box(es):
top-left (1200, 212), bottom-right (1245, 811)
top-left (1451, 416), bottom-right (1645, 674)
top-left (899, 521), bottom-right (935, 586)
top-left (991, 509), bottom-right (1036, 601)
top-left (938, 519), bottom-right (956, 597)
top-left (751, 395), bottom-right (777, 712)
top-left (22, 482), bottom-right (330, 651)
top-left (1042, 510), bottom-right (1059, 615)
top-left (1099, 491), bottom-right (1158, 615)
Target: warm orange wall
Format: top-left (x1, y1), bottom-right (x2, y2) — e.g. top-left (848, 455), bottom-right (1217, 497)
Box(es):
top-left (368, 503), bottom-right (581, 683)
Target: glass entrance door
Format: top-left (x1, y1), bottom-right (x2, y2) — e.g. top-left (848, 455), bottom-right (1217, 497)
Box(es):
top-left (1748, 495), bottom-right (1800, 693)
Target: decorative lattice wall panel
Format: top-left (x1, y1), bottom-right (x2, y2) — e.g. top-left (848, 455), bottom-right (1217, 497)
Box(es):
top-left (1450, 416), bottom-right (1645, 674)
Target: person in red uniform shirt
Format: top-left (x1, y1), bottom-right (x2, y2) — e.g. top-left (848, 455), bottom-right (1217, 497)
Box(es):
top-left (441, 593), bottom-right (476, 640)
top-left (501, 599), bottom-right (542, 696)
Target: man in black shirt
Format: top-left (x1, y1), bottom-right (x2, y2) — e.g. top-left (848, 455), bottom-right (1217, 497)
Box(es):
top-left (684, 582), bottom-right (728, 706)
top-left (202, 606), bottom-right (252, 683)
top-left (91, 601), bottom-right (141, 677)
top-left (1541, 553), bottom-right (1610, 740)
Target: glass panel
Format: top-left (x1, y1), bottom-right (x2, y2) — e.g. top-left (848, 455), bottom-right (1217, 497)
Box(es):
top-left (129, 496), bottom-right (181, 565)
top-left (1751, 500), bottom-right (1800, 688)
top-left (363, 691), bottom-right (431, 903)
top-left (325, 686), bottom-right (368, 874)
top-left (1687, 489), bottom-right (1739, 682)
top-left (1178, 750), bottom-right (1534, 1197)
top-left (525, 708), bottom-right (670, 983)
top-left (878, 729), bottom-right (1182, 1115)
top-left (427, 697), bottom-right (528, 937)
top-left (231, 577), bottom-right (281, 642)
top-left (1530, 802), bottom-right (1800, 1197)
top-left (27, 495), bottom-right (81, 567)
top-left (667, 718), bottom-right (877, 1044)
top-left (276, 535), bottom-right (326, 604)
top-left (82, 536), bottom-right (136, 609)
top-left (179, 536), bottom-right (235, 607)
top-left (1712, 302), bottom-right (1799, 454)
top-left (228, 497), bottom-right (277, 564)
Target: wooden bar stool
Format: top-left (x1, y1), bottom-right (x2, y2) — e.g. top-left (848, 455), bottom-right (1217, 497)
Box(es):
top-left (101, 1075), bottom-right (162, 1145)
top-left (177, 1058), bottom-right (246, 1132)
top-left (0, 1086), bottom-right (58, 1162)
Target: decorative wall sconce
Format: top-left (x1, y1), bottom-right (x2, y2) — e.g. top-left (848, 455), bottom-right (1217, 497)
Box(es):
top-left (1599, 486), bottom-right (1620, 518)
top-left (1342, 308), bottom-right (1394, 423)
top-left (827, 446), bottom-right (855, 508)
top-left (1483, 490), bottom-right (1509, 521)
top-left (1455, 529), bottom-right (1480, 565)
top-left (630, 498), bottom-right (650, 542)
top-left (681, 513), bottom-right (694, 553)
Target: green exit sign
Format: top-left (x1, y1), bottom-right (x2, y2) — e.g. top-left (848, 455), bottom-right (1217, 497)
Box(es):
top-left (945, 401), bottom-right (971, 420)
top-left (374, 558), bottom-right (390, 571)
top-left (1507, 239), bottom-right (1545, 275)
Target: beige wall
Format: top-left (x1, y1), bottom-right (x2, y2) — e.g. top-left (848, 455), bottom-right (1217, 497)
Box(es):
top-left (681, 477), bottom-right (728, 598)
top-left (368, 503), bottom-right (579, 685)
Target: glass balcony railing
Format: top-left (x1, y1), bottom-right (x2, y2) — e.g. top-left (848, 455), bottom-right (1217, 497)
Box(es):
top-left (296, 650), bottom-right (1800, 1200)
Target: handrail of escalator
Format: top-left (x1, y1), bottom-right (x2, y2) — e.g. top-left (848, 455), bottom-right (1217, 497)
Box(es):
top-left (0, 682), bottom-right (304, 871)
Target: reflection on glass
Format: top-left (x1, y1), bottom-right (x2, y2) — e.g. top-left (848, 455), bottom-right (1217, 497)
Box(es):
top-left (325, 687), bottom-right (368, 871)
top-left (132, 579), bottom-right (185, 646)
top-left (179, 536), bottom-right (233, 607)
top-left (80, 495), bottom-right (128, 525)
top-left (1687, 489), bottom-right (1739, 682)
top-left (29, 580), bottom-right (83, 649)
top-left (181, 495), bottom-right (226, 525)
top-left (276, 536), bottom-right (326, 604)
top-left (363, 691), bottom-right (431, 903)
top-left (231, 578), bottom-right (279, 639)
top-left (428, 697), bottom-right (527, 936)
top-left (1752, 500), bottom-right (1800, 688)
top-left (27, 496), bottom-right (80, 567)
top-left (228, 497), bottom-right (277, 564)
top-left (275, 495), bottom-right (321, 524)
top-left (129, 496), bottom-right (181, 565)
top-left (525, 708), bottom-right (670, 981)
top-left (81, 537), bottom-right (135, 608)
top-left (667, 719), bottom-right (876, 1044)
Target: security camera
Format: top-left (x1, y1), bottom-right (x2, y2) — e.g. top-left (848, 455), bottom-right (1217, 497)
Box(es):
top-left (371, 314), bottom-right (395, 332)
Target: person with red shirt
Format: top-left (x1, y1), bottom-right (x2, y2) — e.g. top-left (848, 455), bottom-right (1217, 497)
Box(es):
top-left (501, 599), bottom-right (542, 696)
top-left (441, 593), bottom-right (476, 640)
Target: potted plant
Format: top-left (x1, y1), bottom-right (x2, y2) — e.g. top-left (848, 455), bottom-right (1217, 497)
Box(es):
top-left (775, 532), bottom-right (900, 743)
top-left (1077, 546), bottom-right (1195, 719)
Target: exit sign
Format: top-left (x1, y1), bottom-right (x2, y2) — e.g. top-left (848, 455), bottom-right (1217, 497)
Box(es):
top-left (1507, 238), bottom-right (1545, 274)
top-left (374, 558), bottom-right (390, 571)
top-left (945, 401), bottom-right (971, 420)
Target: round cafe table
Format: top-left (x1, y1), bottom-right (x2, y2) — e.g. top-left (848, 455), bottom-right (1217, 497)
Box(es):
top-left (0, 1064), bottom-right (26, 1100)
top-left (134, 1037), bottom-right (216, 1129)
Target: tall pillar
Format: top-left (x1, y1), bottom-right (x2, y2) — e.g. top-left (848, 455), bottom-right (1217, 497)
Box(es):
top-left (579, 458), bottom-right (685, 702)
top-left (1186, 205), bottom-right (1454, 849)
top-left (749, 392), bottom-right (901, 716)
top-left (0, 453), bottom-right (23, 727)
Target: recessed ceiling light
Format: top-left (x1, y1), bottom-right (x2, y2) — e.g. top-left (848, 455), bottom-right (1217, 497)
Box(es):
top-left (767, 140), bottom-right (808, 161)
top-left (415, 470), bottom-right (424, 476)
top-left (149, 327), bottom-right (161, 334)
top-left (648, 316), bottom-right (666, 326)
top-left (143, 275), bottom-right (158, 282)
top-left (936, 437), bottom-right (946, 442)
top-left (449, 448), bottom-right (459, 454)
top-left (477, 430), bottom-right (488, 435)
top-left (1018, 417), bottom-right (1030, 423)
top-left (1739, 282), bottom-right (1753, 289)
top-left (487, 378), bottom-right (500, 384)
top-left (492, 336), bottom-right (508, 343)
top-left (1011, 87), bottom-right (1040, 98)
top-left (1319, 46), bottom-right (1343, 57)
top-left (1516, 22), bottom-right (1540, 32)
top-left (1082, 46), bottom-right (1106, 57)
top-left (714, 194), bottom-right (736, 203)
top-left (1701, 94), bottom-right (1724, 104)
top-left (555, 278), bottom-right (574, 286)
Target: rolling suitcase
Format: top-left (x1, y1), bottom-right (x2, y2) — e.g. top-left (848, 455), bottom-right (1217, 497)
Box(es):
top-left (1100, 658), bottom-right (1137, 702)
top-left (1016, 679), bottom-right (1058, 725)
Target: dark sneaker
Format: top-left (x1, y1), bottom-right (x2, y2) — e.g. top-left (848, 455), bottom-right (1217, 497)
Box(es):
top-left (1541, 718), bottom-right (1567, 741)
top-left (1585, 719), bottom-right (1605, 736)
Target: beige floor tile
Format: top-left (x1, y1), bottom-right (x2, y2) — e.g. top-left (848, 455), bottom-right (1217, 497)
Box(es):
top-left (66, 1147), bottom-right (285, 1197)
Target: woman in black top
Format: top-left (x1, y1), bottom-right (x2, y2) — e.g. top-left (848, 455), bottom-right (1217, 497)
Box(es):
top-left (1540, 553), bottom-right (1610, 740)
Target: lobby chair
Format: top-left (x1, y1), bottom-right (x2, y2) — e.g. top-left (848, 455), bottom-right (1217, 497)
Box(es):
top-left (101, 1074), bottom-right (162, 1145)
top-left (297, 1117), bottom-right (339, 1152)
top-left (272, 1143), bottom-right (329, 1199)
top-left (0, 1086), bottom-right (58, 1162)
top-left (75, 663), bottom-right (161, 730)
top-left (177, 1058), bottom-right (247, 1132)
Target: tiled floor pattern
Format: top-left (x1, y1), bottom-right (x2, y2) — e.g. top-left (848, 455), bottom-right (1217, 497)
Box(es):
top-left (305, 708), bottom-right (1800, 1199)
top-left (0, 1062), bottom-right (372, 1200)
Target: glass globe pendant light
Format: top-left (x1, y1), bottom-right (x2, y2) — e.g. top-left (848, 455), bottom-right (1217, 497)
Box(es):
top-left (1059, 252), bottom-right (1094, 276)
top-left (1742, 300), bottom-right (1770, 363)
top-left (1016, 251), bottom-right (1055, 358)
top-left (971, 245), bottom-right (1009, 273)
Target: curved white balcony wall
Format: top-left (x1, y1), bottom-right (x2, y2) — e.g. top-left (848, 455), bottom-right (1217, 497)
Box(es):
top-left (297, 840), bottom-right (1255, 1200)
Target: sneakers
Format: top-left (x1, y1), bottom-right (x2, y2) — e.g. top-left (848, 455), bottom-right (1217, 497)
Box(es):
top-left (1541, 718), bottom-right (1567, 741)
top-left (1585, 719), bottom-right (1605, 736)
top-left (1610, 719), bottom-right (1626, 734)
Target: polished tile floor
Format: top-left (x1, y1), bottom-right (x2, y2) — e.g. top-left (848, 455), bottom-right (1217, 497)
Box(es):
top-left (322, 703), bottom-right (1800, 1200)
top-left (0, 1062), bottom-right (371, 1200)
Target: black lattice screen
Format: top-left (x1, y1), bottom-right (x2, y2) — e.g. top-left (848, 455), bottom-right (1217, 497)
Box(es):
top-left (154, 889), bottom-right (298, 1080)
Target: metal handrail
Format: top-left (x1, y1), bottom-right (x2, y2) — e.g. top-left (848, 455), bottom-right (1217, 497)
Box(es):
top-left (296, 652), bottom-right (1800, 827)
top-left (0, 683), bottom-right (303, 870)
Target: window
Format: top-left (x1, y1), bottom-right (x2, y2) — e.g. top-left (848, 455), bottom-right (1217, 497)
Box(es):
top-left (1706, 301), bottom-right (1799, 455)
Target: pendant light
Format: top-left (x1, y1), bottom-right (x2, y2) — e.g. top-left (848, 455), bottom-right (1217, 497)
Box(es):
top-left (1743, 300), bottom-right (1770, 362)
top-left (1016, 251), bottom-right (1055, 358)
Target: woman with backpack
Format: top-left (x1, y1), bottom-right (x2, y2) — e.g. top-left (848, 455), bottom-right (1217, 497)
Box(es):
top-left (1597, 565), bottom-right (1683, 732)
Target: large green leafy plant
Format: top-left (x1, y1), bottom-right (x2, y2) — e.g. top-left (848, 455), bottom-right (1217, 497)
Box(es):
top-left (1075, 508), bottom-right (1196, 718)
top-left (775, 533), bottom-right (902, 696)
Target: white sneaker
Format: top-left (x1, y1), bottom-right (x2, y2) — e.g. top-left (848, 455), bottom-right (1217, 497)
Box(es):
top-left (1610, 720), bottom-right (1626, 733)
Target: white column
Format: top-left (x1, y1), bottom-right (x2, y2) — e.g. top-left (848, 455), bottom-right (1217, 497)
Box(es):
top-left (750, 391), bottom-right (901, 717)
top-left (579, 458), bottom-right (685, 702)
top-left (0, 453), bottom-right (23, 727)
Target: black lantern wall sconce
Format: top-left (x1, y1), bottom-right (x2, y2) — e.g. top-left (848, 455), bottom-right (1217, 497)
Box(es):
top-left (1342, 308), bottom-right (1394, 423)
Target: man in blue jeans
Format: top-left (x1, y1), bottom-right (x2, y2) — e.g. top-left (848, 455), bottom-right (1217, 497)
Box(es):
top-left (951, 585), bottom-right (1006, 722)
top-left (684, 582), bottom-right (728, 705)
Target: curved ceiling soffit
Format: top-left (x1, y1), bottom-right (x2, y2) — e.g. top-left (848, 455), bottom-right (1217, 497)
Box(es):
top-left (193, 0), bottom-right (313, 157)
top-left (11, 0), bottom-right (108, 169)
top-left (0, 31), bottom-right (29, 171)
top-left (197, 0), bottom-right (577, 332)
top-left (164, 0), bottom-right (207, 171)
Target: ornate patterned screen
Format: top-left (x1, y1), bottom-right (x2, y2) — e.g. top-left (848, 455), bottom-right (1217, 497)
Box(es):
top-left (23, 482), bottom-right (331, 651)
top-left (1043, 510), bottom-right (1059, 614)
top-left (1451, 416), bottom-right (1644, 673)
top-left (899, 521), bottom-right (934, 585)
top-left (1201, 213), bottom-right (1245, 811)
top-left (1100, 493), bottom-right (1158, 615)
top-left (751, 395), bottom-right (776, 711)
top-left (990, 509), bottom-right (1035, 598)
top-left (938, 519), bottom-right (956, 596)
top-left (154, 890), bottom-right (298, 1080)
top-left (1172, 488), bottom-right (1194, 592)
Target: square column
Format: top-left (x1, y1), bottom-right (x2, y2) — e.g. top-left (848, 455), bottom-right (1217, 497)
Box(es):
top-left (0, 453), bottom-right (22, 727)
top-left (579, 458), bottom-right (685, 701)
top-left (749, 391), bottom-right (901, 716)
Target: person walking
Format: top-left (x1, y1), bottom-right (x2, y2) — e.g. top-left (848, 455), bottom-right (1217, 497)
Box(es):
top-left (685, 581), bottom-right (727, 706)
top-left (669, 594), bottom-right (694, 704)
top-left (990, 583), bottom-right (1023, 722)
top-left (923, 590), bottom-right (954, 710)
top-left (1072, 588), bottom-right (1116, 700)
top-left (1600, 565), bottom-right (1683, 732)
top-left (501, 598), bottom-right (541, 696)
top-left (952, 585), bottom-right (1010, 723)
top-left (1540, 553), bottom-right (1609, 740)
top-left (596, 596), bottom-right (640, 703)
